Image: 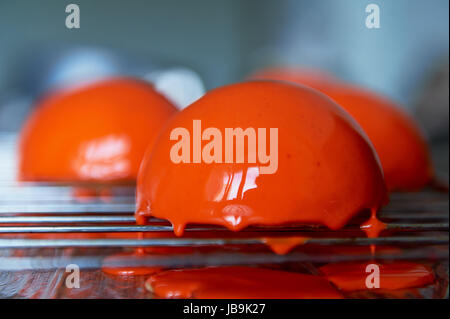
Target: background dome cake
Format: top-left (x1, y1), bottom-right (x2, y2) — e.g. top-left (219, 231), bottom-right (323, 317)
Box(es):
top-left (18, 77), bottom-right (178, 183)
top-left (321, 84), bottom-right (433, 191)
top-left (250, 68), bottom-right (434, 191)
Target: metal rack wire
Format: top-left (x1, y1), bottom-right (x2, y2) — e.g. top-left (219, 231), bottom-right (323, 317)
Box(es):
top-left (0, 132), bottom-right (448, 256)
top-left (0, 182), bottom-right (448, 260)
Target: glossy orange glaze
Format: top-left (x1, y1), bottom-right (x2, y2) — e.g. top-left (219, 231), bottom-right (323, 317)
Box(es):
top-left (262, 236), bottom-right (309, 255)
top-left (103, 267), bottom-right (160, 277)
top-left (19, 77), bottom-right (178, 183)
top-left (360, 208), bottom-right (387, 254)
top-left (136, 81), bottom-right (387, 235)
top-left (361, 208), bottom-right (387, 239)
top-left (323, 84), bottom-right (433, 191)
top-left (250, 68), bottom-right (433, 191)
top-left (147, 266), bottom-right (343, 298)
top-left (319, 261), bottom-right (434, 291)
top-left (102, 251), bottom-right (163, 276)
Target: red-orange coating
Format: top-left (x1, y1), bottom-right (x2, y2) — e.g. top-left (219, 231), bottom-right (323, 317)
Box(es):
top-left (361, 208), bottom-right (387, 239)
top-left (319, 261), bottom-right (435, 291)
top-left (136, 81), bottom-right (387, 235)
top-left (262, 236), bottom-right (309, 255)
top-left (250, 68), bottom-right (433, 191)
top-left (101, 251), bottom-right (163, 277)
top-left (19, 77), bottom-right (177, 183)
top-left (147, 266), bottom-right (343, 298)
top-left (322, 84), bottom-right (433, 191)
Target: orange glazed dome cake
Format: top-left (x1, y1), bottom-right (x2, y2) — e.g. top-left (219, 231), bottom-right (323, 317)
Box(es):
top-left (320, 83), bottom-right (433, 191)
top-left (19, 77), bottom-right (178, 183)
top-left (250, 67), bottom-right (433, 191)
top-left (136, 81), bottom-right (387, 235)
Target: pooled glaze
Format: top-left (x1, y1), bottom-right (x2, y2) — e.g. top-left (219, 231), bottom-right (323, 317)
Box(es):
top-left (319, 261), bottom-right (434, 291)
top-left (19, 77), bottom-right (177, 182)
top-left (250, 68), bottom-right (433, 191)
top-left (146, 266), bottom-right (343, 299)
top-left (136, 81), bottom-right (387, 235)
top-left (101, 251), bottom-right (163, 277)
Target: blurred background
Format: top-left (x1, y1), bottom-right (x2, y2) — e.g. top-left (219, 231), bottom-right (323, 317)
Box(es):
top-left (0, 0), bottom-right (448, 177)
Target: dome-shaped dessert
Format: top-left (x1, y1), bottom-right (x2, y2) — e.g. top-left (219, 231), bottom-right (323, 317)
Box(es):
top-left (19, 77), bottom-right (177, 182)
top-left (321, 84), bottom-right (433, 191)
top-left (250, 68), bottom-right (433, 191)
top-left (136, 81), bottom-right (387, 235)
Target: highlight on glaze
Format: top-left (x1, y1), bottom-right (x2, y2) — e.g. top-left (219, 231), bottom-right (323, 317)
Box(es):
top-left (136, 81), bottom-right (388, 235)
